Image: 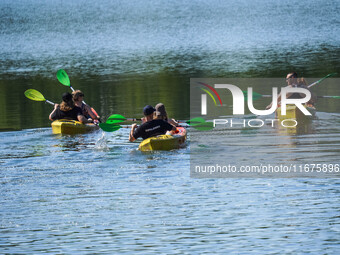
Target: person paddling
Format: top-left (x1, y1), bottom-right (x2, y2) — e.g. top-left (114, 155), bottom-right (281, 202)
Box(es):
top-left (49, 92), bottom-right (92, 124)
top-left (296, 77), bottom-right (317, 106)
top-left (129, 105), bottom-right (176, 142)
top-left (266, 72), bottom-right (316, 109)
top-left (72, 90), bottom-right (100, 123)
top-left (154, 103), bottom-right (179, 126)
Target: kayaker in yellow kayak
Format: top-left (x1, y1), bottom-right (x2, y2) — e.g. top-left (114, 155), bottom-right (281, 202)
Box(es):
top-left (129, 105), bottom-right (176, 142)
top-left (49, 92), bottom-right (92, 124)
top-left (296, 77), bottom-right (317, 106)
top-left (266, 72), bottom-right (316, 109)
top-left (140, 103), bottom-right (178, 126)
top-left (72, 90), bottom-right (100, 123)
top-left (154, 103), bottom-right (179, 127)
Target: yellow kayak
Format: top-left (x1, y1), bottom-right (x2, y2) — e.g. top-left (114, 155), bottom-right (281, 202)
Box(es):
top-left (139, 127), bottom-right (187, 151)
top-left (276, 105), bottom-right (316, 122)
top-left (51, 119), bottom-right (99, 135)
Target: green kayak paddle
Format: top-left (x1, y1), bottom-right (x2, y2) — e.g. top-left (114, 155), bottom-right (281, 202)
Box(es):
top-left (56, 69), bottom-right (101, 120)
top-left (24, 89), bottom-right (54, 105)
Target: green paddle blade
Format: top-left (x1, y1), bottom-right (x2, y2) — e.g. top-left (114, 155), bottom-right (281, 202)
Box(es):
top-left (243, 91), bottom-right (263, 101)
top-left (186, 117), bottom-right (206, 125)
top-left (24, 89), bottom-right (46, 101)
top-left (99, 123), bottom-right (122, 132)
top-left (56, 69), bottom-right (70, 86)
top-left (191, 121), bottom-right (214, 131)
top-left (316, 73), bottom-right (337, 84)
top-left (308, 72), bottom-right (338, 88)
top-left (106, 114), bottom-right (127, 124)
top-left (325, 72), bottom-right (337, 78)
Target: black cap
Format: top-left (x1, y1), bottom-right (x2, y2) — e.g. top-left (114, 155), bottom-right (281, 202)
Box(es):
top-left (62, 92), bottom-right (73, 102)
top-left (143, 105), bottom-right (155, 116)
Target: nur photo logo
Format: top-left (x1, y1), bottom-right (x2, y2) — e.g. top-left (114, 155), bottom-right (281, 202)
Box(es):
top-left (190, 76), bottom-right (337, 129)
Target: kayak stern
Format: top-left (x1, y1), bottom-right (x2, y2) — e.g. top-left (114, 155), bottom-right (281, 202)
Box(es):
top-left (139, 127), bottom-right (187, 151)
top-left (51, 119), bottom-right (99, 135)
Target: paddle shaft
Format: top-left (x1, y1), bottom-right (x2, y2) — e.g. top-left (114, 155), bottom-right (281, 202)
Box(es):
top-left (56, 69), bottom-right (101, 120)
top-left (250, 94), bottom-right (339, 99)
top-left (110, 116), bottom-right (180, 123)
top-left (177, 120), bottom-right (202, 124)
top-left (45, 100), bottom-right (55, 105)
top-left (125, 118), bottom-right (141, 122)
top-left (318, 95), bottom-right (340, 99)
top-left (123, 118), bottom-right (199, 124)
top-left (69, 85), bottom-right (86, 104)
top-left (105, 115), bottom-right (212, 130)
top-left (106, 124), bottom-right (191, 129)
top-left (69, 85), bottom-right (87, 105)
top-left (69, 85), bottom-right (101, 120)
top-left (308, 73), bottom-right (337, 89)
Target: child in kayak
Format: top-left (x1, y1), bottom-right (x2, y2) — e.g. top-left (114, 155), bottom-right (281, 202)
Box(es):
top-left (72, 90), bottom-right (100, 123)
top-left (49, 92), bottom-right (92, 124)
top-left (129, 105), bottom-right (176, 142)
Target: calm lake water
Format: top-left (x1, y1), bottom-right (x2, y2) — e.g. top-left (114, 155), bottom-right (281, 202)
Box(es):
top-left (1, 0), bottom-right (340, 253)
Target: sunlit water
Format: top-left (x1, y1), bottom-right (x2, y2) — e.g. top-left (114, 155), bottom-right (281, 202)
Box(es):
top-left (0, 0), bottom-right (339, 77)
top-left (191, 112), bottom-right (340, 177)
top-left (1, 118), bottom-right (339, 253)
